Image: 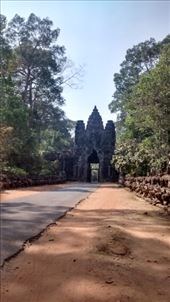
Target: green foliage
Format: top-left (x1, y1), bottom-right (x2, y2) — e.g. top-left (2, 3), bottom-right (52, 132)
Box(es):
top-left (111, 37), bottom-right (170, 176)
top-left (39, 160), bottom-right (60, 176)
top-left (0, 126), bottom-right (13, 166)
top-left (1, 166), bottom-right (28, 177)
top-left (5, 13), bottom-right (66, 125)
top-left (0, 13), bottom-right (74, 178)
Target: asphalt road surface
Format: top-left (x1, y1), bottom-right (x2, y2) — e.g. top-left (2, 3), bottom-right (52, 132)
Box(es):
top-left (0, 183), bottom-right (98, 266)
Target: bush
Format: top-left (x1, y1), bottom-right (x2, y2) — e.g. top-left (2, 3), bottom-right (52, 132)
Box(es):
top-left (1, 166), bottom-right (28, 177)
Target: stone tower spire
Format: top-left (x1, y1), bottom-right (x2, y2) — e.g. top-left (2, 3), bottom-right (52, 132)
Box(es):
top-left (86, 106), bottom-right (104, 132)
top-left (102, 120), bottom-right (116, 152)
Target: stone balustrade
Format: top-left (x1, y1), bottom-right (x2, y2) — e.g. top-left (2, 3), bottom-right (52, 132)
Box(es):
top-left (124, 175), bottom-right (170, 206)
top-left (0, 175), bottom-right (66, 190)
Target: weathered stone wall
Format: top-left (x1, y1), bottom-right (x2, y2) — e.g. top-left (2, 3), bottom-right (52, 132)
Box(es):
top-left (124, 175), bottom-right (170, 206)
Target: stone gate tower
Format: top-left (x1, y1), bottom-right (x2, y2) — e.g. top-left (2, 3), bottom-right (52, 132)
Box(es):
top-left (73, 106), bottom-right (116, 182)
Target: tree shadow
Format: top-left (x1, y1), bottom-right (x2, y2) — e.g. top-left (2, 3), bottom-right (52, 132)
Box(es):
top-left (1, 182), bottom-right (120, 195)
top-left (1, 206), bottom-right (170, 302)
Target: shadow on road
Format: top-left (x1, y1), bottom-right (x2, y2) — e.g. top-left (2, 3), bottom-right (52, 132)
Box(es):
top-left (1, 205), bottom-right (170, 302)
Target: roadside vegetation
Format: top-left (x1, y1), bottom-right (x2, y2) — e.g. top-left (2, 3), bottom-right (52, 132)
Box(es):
top-left (109, 35), bottom-right (170, 176)
top-left (0, 13), bottom-right (76, 179)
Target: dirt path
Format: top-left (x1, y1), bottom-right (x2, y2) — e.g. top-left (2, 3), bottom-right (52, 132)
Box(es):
top-left (1, 185), bottom-right (170, 302)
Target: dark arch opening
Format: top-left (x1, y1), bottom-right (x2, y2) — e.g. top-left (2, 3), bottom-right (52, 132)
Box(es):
top-left (87, 149), bottom-right (99, 182)
top-left (88, 149), bottom-right (99, 164)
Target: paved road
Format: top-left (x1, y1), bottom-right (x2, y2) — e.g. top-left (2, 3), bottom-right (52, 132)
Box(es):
top-left (0, 183), bottom-right (98, 266)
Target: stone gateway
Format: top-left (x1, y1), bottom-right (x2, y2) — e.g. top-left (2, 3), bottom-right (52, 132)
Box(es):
top-left (72, 106), bottom-right (117, 182)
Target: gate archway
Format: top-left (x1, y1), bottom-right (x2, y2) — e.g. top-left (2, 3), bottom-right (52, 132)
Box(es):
top-left (87, 149), bottom-right (100, 182)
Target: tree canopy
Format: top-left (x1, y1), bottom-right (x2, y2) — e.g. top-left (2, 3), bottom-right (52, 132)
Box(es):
top-left (0, 13), bottom-right (74, 177)
top-left (110, 36), bottom-right (170, 176)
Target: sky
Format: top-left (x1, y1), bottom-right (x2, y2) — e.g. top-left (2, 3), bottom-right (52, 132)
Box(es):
top-left (1, 0), bottom-right (170, 125)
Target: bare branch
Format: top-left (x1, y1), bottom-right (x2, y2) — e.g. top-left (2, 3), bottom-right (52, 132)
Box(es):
top-left (60, 59), bottom-right (85, 90)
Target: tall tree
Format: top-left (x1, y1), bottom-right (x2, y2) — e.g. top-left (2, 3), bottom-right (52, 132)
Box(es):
top-left (109, 36), bottom-right (170, 130)
top-left (5, 13), bottom-right (66, 128)
top-left (0, 13), bottom-right (75, 176)
top-left (0, 15), bottom-right (32, 173)
top-left (112, 42), bottom-right (170, 175)
top-left (110, 36), bottom-right (170, 175)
